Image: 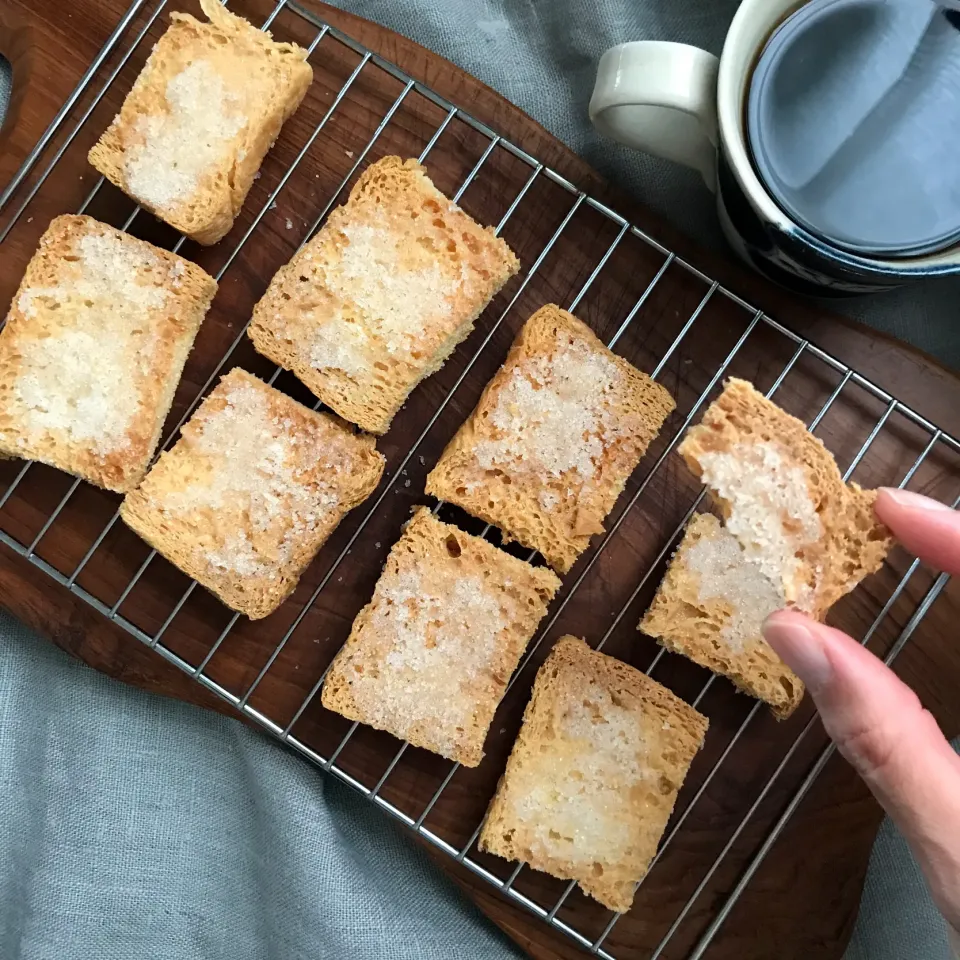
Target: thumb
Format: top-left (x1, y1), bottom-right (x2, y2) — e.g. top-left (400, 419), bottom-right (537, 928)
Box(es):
top-left (764, 609), bottom-right (960, 929)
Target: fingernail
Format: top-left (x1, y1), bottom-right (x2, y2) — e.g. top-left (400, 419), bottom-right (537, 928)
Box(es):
top-left (881, 488), bottom-right (953, 511)
top-left (762, 615), bottom-right (834, 694)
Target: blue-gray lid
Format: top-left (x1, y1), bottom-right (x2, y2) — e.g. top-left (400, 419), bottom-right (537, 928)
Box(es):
top-left (748, 0), bottom-right (960, 257)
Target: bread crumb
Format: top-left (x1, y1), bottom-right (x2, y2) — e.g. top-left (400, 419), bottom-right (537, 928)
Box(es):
top-left (156, 378), bottom-right (341, 576)
top-left (87, 0), bottom-right (313, 247)
top-left (121, 369), bottom-right (384, 617)
top-left (426, 306), bottom-right (675, 573)
top-left (477, 336), bottom-right (625, 480)
top-left (126, 60), bottom-right (248, 212)
top-left (316, 219), bottom-right (457, 362)
top-left (684, 522), bottom-right (783, 652)
top-left (247, 156), bottom-right (519, 435)
top-left (322, 509), bottom-right (559, 765)
top-left (338, 565), bottom-right (509, 759)
top-left (285, 218), bottom-right (294, 230)
top-left (13, 231), bottom-right (170, 455)
top-left (679, 378), bottom-right (893, 622)
top-left (508, 679), bottom-right (647, 859)
top-left (478, 636), bottom-right (707, 912)
top-left (0, 216), bottom-right (215, 492)
top-left (640, 512), bottom-right (804, 718)
top-left (696, 441), bottom-right (820, 611)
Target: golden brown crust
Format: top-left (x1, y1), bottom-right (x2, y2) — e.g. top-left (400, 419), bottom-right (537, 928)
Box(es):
top-left (641, 513), bottom-right (804, 719)
top-left (678, 378), bottom-right (893, 618)
top-left (88, 0), bottom-right (313, 245)
top-left (479, 636), bottom-right (707, 912)
top-left (248, 156), bottom-right (519, 434)
top-left (425, 305), bottom-right (675, 572)
top-left (321, 508), bottom-right (560, 766)
top-left (0, 215), bottom-right (216, 492)
top-left (120, 369), bottom-right (384, 619)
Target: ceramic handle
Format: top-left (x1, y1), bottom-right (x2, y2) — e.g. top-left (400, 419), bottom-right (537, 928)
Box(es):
top-left (589, 41), bottom-right (720, 192)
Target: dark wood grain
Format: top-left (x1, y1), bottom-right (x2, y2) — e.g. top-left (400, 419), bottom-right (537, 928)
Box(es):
top-left (1, 3), bottom-right (959, 960)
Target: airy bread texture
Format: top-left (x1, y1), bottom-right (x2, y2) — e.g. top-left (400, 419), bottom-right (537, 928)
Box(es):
top-left (425, 305), bottom-right (675, 573)
top-left (641, 513), bottom-right (804, 718)
top-left (247, 156), bottom-right (520, 434)
top-left (321, 508), bottom-right (560, 766)
top-left (120, 369), bottom-right (384, 619)
top-left (0, 215), bottom-right (216, 492)
top-left (678, 378), bottom-right (892, 619)
top-left (479, 636), bottom-right (708, 912)
top-left (89, 0), bottom-right (313, 244)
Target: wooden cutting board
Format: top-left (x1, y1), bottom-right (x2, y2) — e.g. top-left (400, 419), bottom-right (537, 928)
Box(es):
top-left (1, 3), bottom-right (959, 959)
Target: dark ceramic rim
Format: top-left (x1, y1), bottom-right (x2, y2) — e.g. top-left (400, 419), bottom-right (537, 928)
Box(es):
top-left (718, 128), bottom-right (960, 279)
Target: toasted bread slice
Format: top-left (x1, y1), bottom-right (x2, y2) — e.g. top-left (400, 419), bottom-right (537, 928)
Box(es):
top-left (425, 305), bottom-right (675, 572)
top-left (479, 636), bottom-right (708, 912)
top-left (678, 378), bottom-right (892, 618)
top-left (321, 508), bottom-right (560, 766)
top-left (641, 513), bottom-right (804, 718)
top-left (248, 156), bottom-right (520, 434)
top-left (120, 369), bottom-right (384, 619)
top-left (0, 215), bottom-right (216, 492)
top-left (89, 0), bottom-right (312, 244)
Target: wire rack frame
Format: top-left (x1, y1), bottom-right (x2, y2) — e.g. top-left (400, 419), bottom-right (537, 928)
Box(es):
top-left (0, 2), bottom-right (957, 957)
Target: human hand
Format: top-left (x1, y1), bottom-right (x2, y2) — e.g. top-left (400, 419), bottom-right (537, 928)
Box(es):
top-left (763, 488), bottom-right (960, 937)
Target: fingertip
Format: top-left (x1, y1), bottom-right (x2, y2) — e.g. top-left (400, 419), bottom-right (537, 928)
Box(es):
top-left (875, 488), bottom-right (960, 574)
top-left (763, 608), bottom-right (813, 630)
top-left (762, 611), bottom-right (833, 692)
top-left (876, 487), bottom-right (953, 520)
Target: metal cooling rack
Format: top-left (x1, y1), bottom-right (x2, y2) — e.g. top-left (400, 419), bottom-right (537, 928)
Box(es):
top-left (1, 2), bottom-right (958, 957)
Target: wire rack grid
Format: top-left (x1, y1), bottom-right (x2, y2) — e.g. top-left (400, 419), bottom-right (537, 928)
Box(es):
top-left (1, 2), bottom-right (958, 957)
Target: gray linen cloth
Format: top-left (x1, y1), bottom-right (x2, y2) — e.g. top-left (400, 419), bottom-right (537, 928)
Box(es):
top-left (1, 1), bottom-right (959, 957)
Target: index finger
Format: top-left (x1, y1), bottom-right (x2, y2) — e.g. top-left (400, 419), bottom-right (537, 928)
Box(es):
top-left (875, 488), bottom-right (960, 574)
